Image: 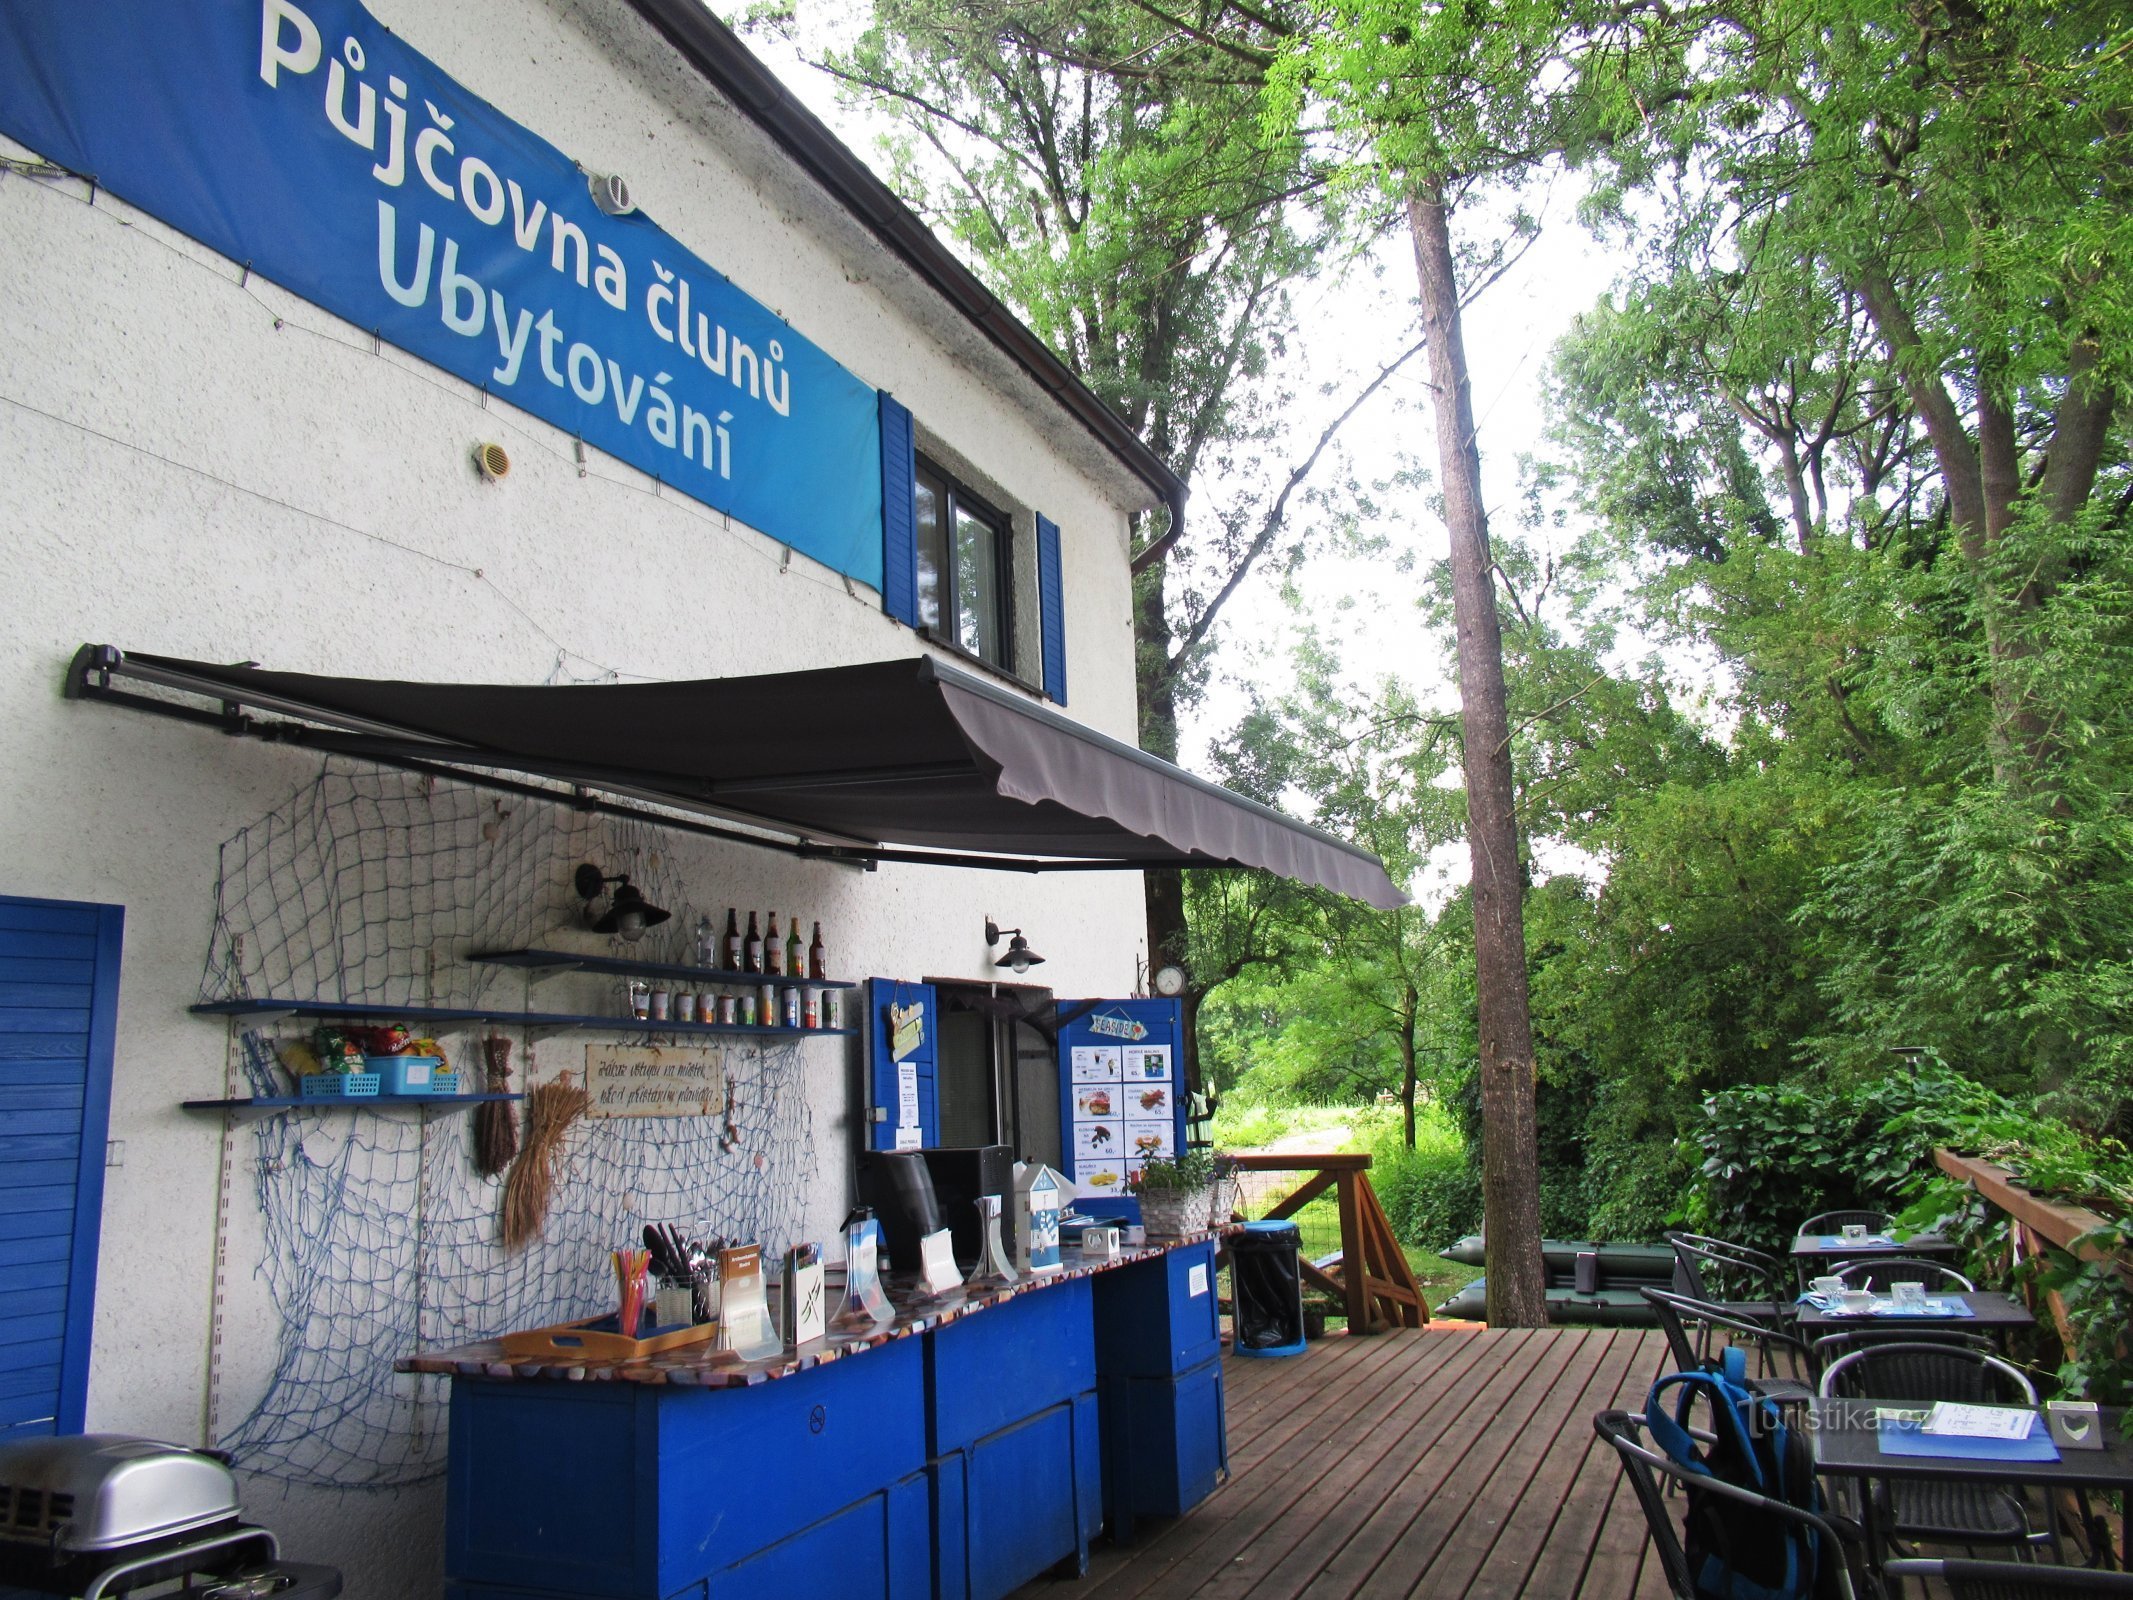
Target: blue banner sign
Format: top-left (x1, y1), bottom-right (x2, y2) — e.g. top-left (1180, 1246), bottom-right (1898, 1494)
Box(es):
top-left (0, 0), bottom-right (885, 589)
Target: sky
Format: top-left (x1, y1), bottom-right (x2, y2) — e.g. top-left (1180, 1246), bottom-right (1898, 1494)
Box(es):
top-left (744, 11), bottom-right (1643, 902)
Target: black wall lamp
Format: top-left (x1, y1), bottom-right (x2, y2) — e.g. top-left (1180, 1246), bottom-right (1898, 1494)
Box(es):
top-left (575, 862), bottom-right (671, 942)
top-left (984, 916), bottom-right (1046, 974)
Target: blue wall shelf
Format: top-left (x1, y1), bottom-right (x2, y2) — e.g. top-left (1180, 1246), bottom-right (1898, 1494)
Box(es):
top-left (187, 996), bottom-right (855, 1040)
top-left (181, 1092), bottom-right (524, 1120)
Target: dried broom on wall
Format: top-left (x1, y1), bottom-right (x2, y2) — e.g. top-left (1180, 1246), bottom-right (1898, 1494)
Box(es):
top-left (500, 1075), bottom-right (589, 1252)
top-left (472, 1035), bottom-right (518, 1177)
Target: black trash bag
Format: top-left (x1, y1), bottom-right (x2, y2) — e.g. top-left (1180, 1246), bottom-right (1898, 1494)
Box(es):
top-left (1232, 1220), bottom-right (1307, 1351)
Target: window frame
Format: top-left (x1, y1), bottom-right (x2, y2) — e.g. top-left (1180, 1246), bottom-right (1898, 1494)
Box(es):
top-left (914, 453), bottom-right (1018, 680)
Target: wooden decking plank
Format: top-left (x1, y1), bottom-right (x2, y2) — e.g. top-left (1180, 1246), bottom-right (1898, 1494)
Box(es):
top-left (1072, 1333), bottom-right (1489, 1600)
top-left (1016, 1325), bottom-right (1678, 1600)
top-left (1522, 1332), bottom-right (1670, 1600)
top-left (1211, 1331), bottom-right (1561, 1600)
top-left (1254, 1331), bottom-right (1595, 1600)
top-left (1225, 1333), bottom-right (1432, 1466)
top-left (1146, 1330), bottom-right (1532, 1600)
top-left (1571, 1339), bottom-right (1675, 1600)
top-left (1225, 1330), bottom-right (1415, 1447)
top-left (1313, 1331), bottom-right (1612, 1600)
top-left (1130, 1334), bottom-right (1500, 1594)
top-left (1421, 1331), bottom-right (1661, 1600)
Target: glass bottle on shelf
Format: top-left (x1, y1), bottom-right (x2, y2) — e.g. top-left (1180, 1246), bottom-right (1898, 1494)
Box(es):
top-left (808, 921), bottom-right (826, 980)
top-left (694, 914), bottom-right (715, 968)
top-left (785, 914), bottom-right (803, 979)
top-left (765, 911), bottom-right (784, 976)
top-left (743, 911), bottom-right (762, 973)
top-left (721, 908), bottom-right (741, 970)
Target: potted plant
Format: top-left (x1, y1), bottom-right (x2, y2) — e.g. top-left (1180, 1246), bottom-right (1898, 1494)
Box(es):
top-left (1130, 1148), bottom-right (1217, 1236)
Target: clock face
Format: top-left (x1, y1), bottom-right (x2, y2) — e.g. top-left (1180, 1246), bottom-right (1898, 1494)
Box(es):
top-left (1152, 964), bottom-right (1187, 997)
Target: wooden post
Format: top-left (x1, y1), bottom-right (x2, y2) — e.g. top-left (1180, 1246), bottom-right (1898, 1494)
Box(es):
top-left (1336, 1169), bottom-right (1370, 1334)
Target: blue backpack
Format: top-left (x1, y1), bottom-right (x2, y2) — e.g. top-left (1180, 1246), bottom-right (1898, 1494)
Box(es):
top-left (1645, 1348), bottom-right (1824, 1600)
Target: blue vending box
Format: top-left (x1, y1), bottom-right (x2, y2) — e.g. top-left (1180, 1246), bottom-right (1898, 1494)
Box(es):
top-left (1091, 1239), bottom-right (1228, 1539)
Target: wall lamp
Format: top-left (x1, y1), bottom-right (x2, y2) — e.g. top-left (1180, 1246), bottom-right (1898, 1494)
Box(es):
top-left (574, 862), bottom-right (671, 942)
top-left (984, 916), bottom-right (1046, 975)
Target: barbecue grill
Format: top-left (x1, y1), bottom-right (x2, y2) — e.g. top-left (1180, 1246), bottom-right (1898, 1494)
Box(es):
top-left (0, 1434), bottom-right (339, 1599)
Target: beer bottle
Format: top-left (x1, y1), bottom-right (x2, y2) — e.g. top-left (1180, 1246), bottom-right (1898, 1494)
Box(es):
top-left (765, 911), bottom-right (784, 976)
top-left (785, 915), bottom-right (803, 979)
top-left (808, 920), bottom-right (826, 980)
top-left (721, 908), bottom-right (741, 971)
top-left (743, 911), bottom-right (762, 973)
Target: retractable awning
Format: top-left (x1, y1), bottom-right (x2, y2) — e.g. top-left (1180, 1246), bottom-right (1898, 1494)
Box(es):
top-left (67, 646), bottom-right (1405, 908)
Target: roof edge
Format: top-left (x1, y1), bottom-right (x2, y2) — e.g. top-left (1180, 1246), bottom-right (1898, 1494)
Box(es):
top-left (622, 0), bottom-right (1186, 521)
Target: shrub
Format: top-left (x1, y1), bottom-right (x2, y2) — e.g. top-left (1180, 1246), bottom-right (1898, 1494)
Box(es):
top-left (1368, 1113), bottom-right (1483, 1251)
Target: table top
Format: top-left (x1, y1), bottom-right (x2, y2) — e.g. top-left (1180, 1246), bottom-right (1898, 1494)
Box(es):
top-left (1789, 1232), bottom-right (1958, 1259)
top-left (398, 1228), bottom-right (1230, 1389)
top-left (1809, 1397), bottom-right (2133, 1487)
top-left (1794, 1291), bottom-right (2033, 1331)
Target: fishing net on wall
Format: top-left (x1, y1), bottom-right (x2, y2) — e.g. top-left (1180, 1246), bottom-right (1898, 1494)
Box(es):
top-left (198, 763), bottom-right (819, 1489)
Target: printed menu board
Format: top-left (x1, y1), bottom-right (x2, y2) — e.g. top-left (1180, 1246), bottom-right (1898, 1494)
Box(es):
top-left (1069, 1044), bottom-right (1127, 1191)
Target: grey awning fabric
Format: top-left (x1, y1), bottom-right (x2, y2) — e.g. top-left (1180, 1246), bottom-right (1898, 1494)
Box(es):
top-left (72, 648), bottom-right (1405, 908)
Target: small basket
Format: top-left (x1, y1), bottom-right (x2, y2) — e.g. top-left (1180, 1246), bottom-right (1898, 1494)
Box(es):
top-left (301, 1072), bottom-right (380, 1100)
top-left (369, 1055), bottom-right (445, 1095)
top-left (1135, 1186), bottom-right (1213, 1237)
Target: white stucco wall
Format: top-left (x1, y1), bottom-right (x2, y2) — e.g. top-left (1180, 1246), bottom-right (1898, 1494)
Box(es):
top-left (0, 1), bottom-right (1151, 1590)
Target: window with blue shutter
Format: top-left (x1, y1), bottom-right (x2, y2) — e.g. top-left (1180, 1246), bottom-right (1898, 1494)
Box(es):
top-left (1, 895), bottom-right (122, 1439)
top-left (880, 392), bottom-right (1066, 699)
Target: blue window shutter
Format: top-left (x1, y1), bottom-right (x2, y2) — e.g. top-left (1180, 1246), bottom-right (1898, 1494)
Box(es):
top-left (0, 895), bottom-right (121, 1439)
top-left (1036, 513), bottom-right (1066, 706)
top-left (879, 394), bottom-right (919, 627)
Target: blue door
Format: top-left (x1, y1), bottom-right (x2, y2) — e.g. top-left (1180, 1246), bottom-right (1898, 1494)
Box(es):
top-left (866, 979), bottom-right (937, 1151)
top-left (0, 896), bottom-right (122, 1438)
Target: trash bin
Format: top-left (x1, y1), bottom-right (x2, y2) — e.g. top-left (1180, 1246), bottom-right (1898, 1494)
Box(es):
top-left (1230, 1219), bottom-right (1308, 1357)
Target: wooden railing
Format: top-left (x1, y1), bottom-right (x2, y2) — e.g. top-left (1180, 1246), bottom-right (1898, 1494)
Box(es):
top-left (1224, 1152), bottom-right (1428, 1334)
top-left (1933, 1148), bottom-right (2132, 1355)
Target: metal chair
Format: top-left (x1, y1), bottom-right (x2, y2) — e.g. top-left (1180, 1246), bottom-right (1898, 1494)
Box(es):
top-left (1834, 1258), bottom-right (1975, 1293)
top-left (1884, 1560), bottom-right (2133, 1600)
top-left (1594, 1408), bottom-right (1865, 1600)
top-left (1800, 1209), bottom-right (1896, 1237)
top-left (1668, 1232), bottom-right (1795, 1325)
top-left (1809, 1328), bottom-right (1994, 1371)
top-left (1818, 1342), bottom-right (2047, 1552)
top-left (1643, 1287), bottom-right (1818, 1404)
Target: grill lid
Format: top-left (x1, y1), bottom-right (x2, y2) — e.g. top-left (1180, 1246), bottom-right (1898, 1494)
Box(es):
top-left (0, 1435), bottom-right (240, 1554)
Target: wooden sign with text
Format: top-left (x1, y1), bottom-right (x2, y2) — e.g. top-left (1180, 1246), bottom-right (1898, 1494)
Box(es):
top-left (585, 1046), bottom-right (726, 1118)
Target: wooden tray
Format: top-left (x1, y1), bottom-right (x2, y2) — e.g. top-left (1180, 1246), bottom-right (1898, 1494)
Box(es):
top-left (498, 1313), bottom-right (719, 1360)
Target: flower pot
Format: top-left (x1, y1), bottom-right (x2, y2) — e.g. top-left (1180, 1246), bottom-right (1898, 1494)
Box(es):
top-left (1136, 1185), bottom-right (1212, 1237)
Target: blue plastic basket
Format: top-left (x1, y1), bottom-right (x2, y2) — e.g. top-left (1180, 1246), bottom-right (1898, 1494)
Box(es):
top-left (368, 1055), bottom-right (447, 1094)
top-left (300, 1072), bottom-right (380, 1099)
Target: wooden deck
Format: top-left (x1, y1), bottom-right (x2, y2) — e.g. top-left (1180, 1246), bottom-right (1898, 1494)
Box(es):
top-left (1030, 1325), bottom-right (1671, 1600)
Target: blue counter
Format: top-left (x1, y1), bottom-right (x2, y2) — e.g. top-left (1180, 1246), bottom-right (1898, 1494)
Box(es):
top-left (410, 1236), bottom-right (1226, 1599)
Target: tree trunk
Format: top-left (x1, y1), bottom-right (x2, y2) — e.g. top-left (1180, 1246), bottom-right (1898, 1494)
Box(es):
top-left (1398, 982), bottom-right (1419, 1150)
top-left (1407, 182), bottom-right (1547, 1329)
top-left (1135, 535), bottom-right (1198, 1087)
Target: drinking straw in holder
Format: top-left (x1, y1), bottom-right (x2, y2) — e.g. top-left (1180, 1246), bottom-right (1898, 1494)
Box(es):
top-left (613, 1247), bottom-right (651, 1338)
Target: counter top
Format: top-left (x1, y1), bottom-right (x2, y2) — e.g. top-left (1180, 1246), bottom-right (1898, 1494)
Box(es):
top-left (398, 1229), bottom-right (1231, 1389)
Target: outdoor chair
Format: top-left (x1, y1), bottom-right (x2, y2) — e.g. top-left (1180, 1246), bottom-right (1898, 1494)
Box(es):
top-left (1643, 1287), bottom-right (1818, 1404)
top-left (1593, 1408), bottom-right (1867, 1600)
top-left (1809, 1329), bottom-right (1994, 1370)
top-left (1667, 1232), bottom-right (1795, 1325)
top-left (1799, 1209), bottom-right (1897, 1238)
top-left (1834, 1259), bottom-right (1975, 1293)
top-left (1818, 1342), bottom-right (2048, 1553)
top-left (1884, 1560), bottom-right (2133, 1600)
